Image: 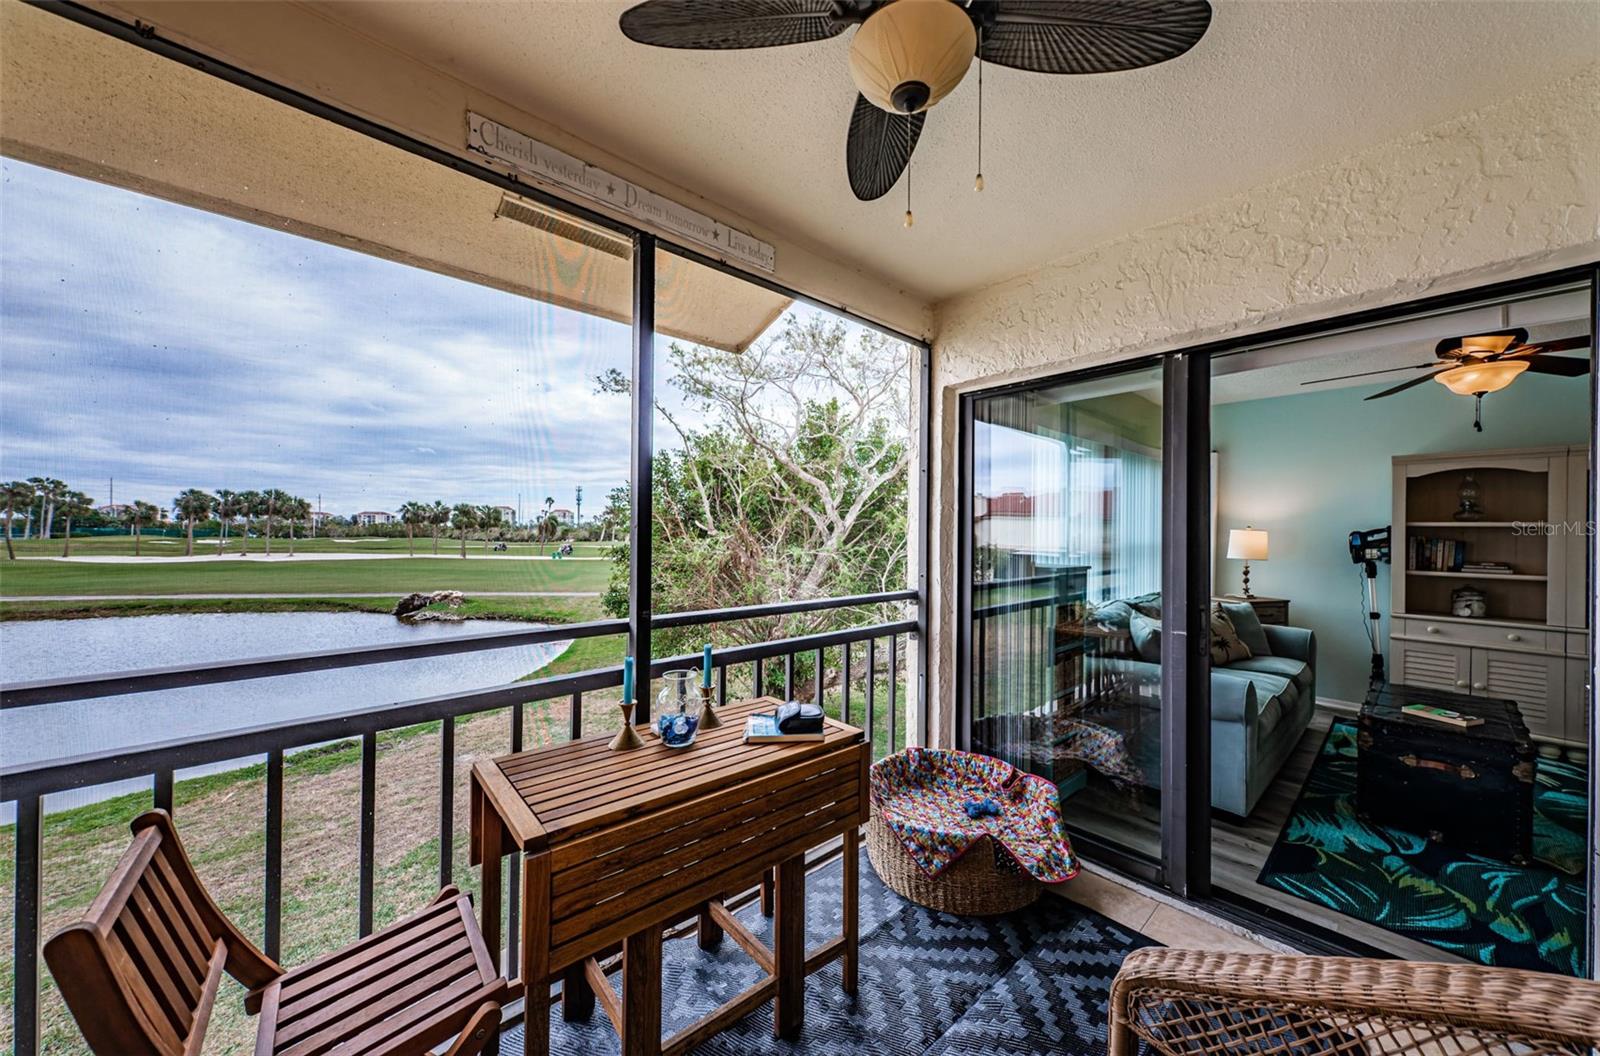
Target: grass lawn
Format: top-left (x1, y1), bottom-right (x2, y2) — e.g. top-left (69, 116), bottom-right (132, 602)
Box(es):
top-left (4, 536), bottom-right (615, 559)
top-left (0, 554), bottom-right (611, 597)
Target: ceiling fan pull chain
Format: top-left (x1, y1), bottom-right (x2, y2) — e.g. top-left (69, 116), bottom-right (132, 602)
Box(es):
top-left (975, 26), bottom-right (984, 192)
top-left (905, 114), bottom-right (914, 228)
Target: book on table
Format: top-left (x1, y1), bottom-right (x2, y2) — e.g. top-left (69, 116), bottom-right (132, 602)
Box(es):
top-left (1401, 703), bottom-right (1484, 728)
top-left (743, 701), bottom-right (827, 743)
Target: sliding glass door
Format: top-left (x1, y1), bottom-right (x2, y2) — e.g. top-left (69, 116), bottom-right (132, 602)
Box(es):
top-left (965, 364), bottom-right (1166, 861)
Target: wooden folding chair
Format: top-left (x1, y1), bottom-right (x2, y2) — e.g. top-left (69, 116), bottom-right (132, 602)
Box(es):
top-left (44, 810), bottom-right (508, 1056)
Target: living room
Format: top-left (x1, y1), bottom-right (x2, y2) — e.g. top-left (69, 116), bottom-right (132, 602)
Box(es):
top-left (966, 278), bottom-right (1592, 975)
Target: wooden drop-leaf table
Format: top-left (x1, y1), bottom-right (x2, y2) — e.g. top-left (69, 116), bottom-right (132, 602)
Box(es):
top-left (470, 696), bottom-right (869, 1056)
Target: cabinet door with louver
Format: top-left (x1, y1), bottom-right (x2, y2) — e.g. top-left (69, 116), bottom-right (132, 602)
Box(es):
top-left (1471, 649), bottom-right (1565, 740)
top-left (1393, 640), bottom-right (1471, 693)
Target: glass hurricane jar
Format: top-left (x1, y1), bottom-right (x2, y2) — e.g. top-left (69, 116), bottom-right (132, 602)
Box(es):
top-left (655, 670), bottom-right (703, 748)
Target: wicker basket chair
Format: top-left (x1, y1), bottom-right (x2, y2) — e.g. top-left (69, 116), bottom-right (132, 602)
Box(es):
top-left (1108, 948), bottom-right (1600, 1056)
top-left (865, 813), bottom-right (1040, 915)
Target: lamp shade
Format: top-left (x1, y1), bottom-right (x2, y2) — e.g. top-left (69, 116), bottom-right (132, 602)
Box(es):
top-left (1434, 359), bottom-right (1528, 396)
top-left (1227, 527), bottom-right (1269, 561)
top-left (849, 0), bottom-right (976, 114)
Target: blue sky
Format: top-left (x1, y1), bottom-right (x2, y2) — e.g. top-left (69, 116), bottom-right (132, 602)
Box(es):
top-left (0, 158), bottom-right (663, 519)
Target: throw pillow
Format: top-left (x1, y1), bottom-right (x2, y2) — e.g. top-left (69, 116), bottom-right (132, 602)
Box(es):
top-left (1218, 600), bottom-right (1271, 657)
top-left (1129, 612), bottom-right (1162, 663)
top-left (1209, 608), bottom-right (1252, 666)
top-left (1127, 591), bottom-right (1163, 619)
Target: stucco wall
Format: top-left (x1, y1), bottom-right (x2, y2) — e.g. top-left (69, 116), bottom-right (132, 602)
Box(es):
top-left (927, 66), bottom-right (1600, 745)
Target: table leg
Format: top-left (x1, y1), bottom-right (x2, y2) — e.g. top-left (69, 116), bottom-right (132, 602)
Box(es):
top-left (475, 784), bottom-right (503, 978)
top-left (841, 828), bottom-right (859, 997)
top-left (522, 854), bottom-right (550, 1056)
top-left (697, 900), bottom-right (723, 951)
top-left (759, 868), bottom-right (775, 917)
top-left (621, 926), bottom-right (662, 1056)
top-left (561, 962), bottom-right (594, 1022)
top-left (773, 854), bottom-right (806, 1040)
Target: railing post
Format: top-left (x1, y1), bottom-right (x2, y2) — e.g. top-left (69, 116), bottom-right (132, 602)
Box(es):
top-left (13, 794), bottom-right (42, 1056)
top-left (440, 716), bottom-right (455, 889)
top-left (154, 768), bottom-right (173, 814)
top-left (717, 664), bottom-right (727, 706)
top-left (888, 635), bottom-right (899, 755)
top-left (842, 641), bottom-right (852, 724)
top-left (784, 652), bottom-right (795, 700)
top-left (264, 748), bottom-right (284, 960)
top-left (754, 658), bottom-right (764, 699)
top-left (629, 231), bottom-right (656, 723)
top-left (569, 690), bottom-right (582, 741)
top-left (814, 648), bottom-right (824, 708)
top-left (358, 731), bottom-right (377, 937)
top-left (866, 637), bottom-right (877, 755)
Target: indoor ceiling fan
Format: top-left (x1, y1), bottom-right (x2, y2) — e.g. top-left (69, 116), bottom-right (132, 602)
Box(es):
top-left (1303, 328), bottom-right (1593, 432)
top-left (618, 0), bottom-right (1213, 226)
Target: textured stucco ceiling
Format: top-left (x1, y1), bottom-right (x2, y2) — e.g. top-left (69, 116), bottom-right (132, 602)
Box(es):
top-left (304, 0), bottom-right (1598, 303)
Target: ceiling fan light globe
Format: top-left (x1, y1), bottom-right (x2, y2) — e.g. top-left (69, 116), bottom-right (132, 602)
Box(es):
top-left (849, 0), bottom-right (976, 114)
top-left (1435, 358), bottom-right (1528, 396)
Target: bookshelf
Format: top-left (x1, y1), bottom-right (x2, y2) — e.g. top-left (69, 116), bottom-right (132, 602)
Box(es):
top-left (1391, 446), bottom-right (1588, 745)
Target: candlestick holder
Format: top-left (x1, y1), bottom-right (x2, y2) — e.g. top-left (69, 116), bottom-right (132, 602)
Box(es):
top-left (608, 699), bottom-right (644, 751)
top-left (698, 684), bottom-right (721, 729)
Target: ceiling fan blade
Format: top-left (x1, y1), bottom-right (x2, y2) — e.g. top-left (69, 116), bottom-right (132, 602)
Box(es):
top-left (979, 0), bottom-right (1213, 75)
top-left (619, 0), bottom-right (859, 49)
top-left (847, 93), bottom-right (925, 201)
top-left (1519, 355), bottom-right (1591, 377)
top-left (1300, 361), bottom-right (1442, 386)
top-left (1529, 334), bottom-right (1592, 354)
top-left (1363, 369), bottom-right (1449, 401)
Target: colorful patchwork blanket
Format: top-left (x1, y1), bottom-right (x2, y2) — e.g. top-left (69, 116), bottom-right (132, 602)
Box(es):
top-left (871, 747), bottom-right (1079, 884)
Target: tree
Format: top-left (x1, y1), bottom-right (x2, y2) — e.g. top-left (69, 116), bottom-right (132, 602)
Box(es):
top-left (173, 489), bottom-right (215, 557)
top-left (258, 489), bottom-right (290, 557)
top-left (429, 501), bottom-right (450, 555)
top-left (283, 495), bottom-right (310, 556)
top-left (478, 505), bottom-right (504, 551)
top-left (124, 500), bottom-right (159, 556)
top-left (214, 489), bottom-right (240, 556)
top-left (597, 313), bottom-right (911, 667)
top-left (26, 476), bottom-right (64, 540)
top-left (57, 490), bottom-right (93, 557)
top-left (235, 490), bottom-right (261, 554)
top-left (537, 496), bottom-right (555, 554)
top-left (399, 501), bottom-right (426, 557)
top-left (2, 480), bottom-right (36, 560)
top-left (451, 503), bottom-right (479, 558)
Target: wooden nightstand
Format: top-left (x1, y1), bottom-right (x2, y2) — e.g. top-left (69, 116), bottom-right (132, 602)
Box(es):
top-left (1214, 594), bottom-right (1290, 625)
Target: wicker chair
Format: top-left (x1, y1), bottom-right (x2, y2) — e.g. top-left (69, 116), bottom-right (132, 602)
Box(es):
top-left (1108, 948), bottom-right (1600, 1056)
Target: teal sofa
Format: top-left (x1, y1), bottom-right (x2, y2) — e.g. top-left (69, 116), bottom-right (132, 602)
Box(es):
top-left (1084, 596), bottom-right (1316, 817)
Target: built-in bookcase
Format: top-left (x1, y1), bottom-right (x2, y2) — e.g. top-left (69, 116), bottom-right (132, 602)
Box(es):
top-left (1391, 446), bottom-right (1588, 744)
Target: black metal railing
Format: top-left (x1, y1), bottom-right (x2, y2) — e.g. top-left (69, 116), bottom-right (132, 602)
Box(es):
top-left (1, 591), bottom-right (917, 1055)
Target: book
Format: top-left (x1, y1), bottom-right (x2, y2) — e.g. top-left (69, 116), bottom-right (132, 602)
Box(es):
top-left (743, 712), bottom-right (826, 743)
top-left (1401, 703), bottom-right (1484, 728)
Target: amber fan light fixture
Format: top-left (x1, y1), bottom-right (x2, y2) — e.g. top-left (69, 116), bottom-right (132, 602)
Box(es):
top-left (1434, 359), bottom-right (1528, 397)
top-left (848, 0), bottom-right (976, 115)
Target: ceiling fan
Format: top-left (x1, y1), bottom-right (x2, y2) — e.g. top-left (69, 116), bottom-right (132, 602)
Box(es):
top-left (1302, 328), bottom-right (1593, 432)
top-left (618, 0), bottom-right (1213, 225)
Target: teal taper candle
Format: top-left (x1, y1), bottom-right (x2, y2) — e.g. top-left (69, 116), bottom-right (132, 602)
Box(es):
top-left (702, 643), bottom-right (713, 688)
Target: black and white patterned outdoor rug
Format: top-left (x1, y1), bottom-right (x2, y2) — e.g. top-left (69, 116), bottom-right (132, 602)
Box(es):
top-left (503, 849), bottom-right (1156, 1055)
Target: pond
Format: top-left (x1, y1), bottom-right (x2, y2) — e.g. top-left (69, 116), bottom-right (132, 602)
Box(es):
top-left (1, 612), bottom-right (569, 817)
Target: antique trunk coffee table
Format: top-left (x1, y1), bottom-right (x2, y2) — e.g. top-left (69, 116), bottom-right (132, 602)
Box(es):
top-left (470, 696), bottom-right (868, 1056)
top-left (1357, 682), bottom-right (1535, 864)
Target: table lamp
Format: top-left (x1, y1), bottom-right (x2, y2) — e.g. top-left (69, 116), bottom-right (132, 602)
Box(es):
top-left (1227, 526), bottom-right (1269, 598)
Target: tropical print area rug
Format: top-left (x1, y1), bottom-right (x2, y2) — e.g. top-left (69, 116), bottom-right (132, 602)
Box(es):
top-left (1257, 721), bottom-right (1589, 977)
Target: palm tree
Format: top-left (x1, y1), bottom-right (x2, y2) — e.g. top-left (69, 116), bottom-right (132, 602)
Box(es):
top-left (214, 489), bottom-right (240, 556)
top-left (399, 501), bottom-right (425, 557)
top-left (125, 500), bottom-right (159, 556)
top-left (259, 489), bottom-right (289, 557)
top-left (539, 496), bottom-right (555, 554)
top-left (57, 490), bottom-right (92, 557)
top-left (477, 505), bottom-right (503, 551)
top-left (429, 501), bottom-right (449, 555)
top-left (451, 503), bottom-right (479, 558)
top-left (2, 480), bottom-right (36, 560)
top-left (283, 495), bottom-right (310, 556)
top-left (27, 477), bottom-right (67, 540)
top-left (173, 489), bottom-right (215, 557)
top-left (235, 490), bottom-right (261, 554)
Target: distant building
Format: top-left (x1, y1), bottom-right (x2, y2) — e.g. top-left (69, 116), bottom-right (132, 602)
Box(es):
top-left (97, 503), bottom-right (132, 518)
top-left (310, 510), bottom-right (334, 526)
top-left (352, 510), bottom-right (394, 526)
top-left (492, 504), bottom-right (517, 525)
top-left (550, 508), bottom-right (574, 525)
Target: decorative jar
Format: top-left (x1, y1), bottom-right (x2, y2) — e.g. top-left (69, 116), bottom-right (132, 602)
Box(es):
top-left (655, 670), bottom-right (703, 748)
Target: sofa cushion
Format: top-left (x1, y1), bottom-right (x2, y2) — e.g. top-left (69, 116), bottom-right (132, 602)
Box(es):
top-left (1208, 609), bottom-right (1252, 666)
top-left (1213, 669), bottom-right (1292, 734)
top-left (1217, 600), bottom-right (1271, 656)
top-left (1129, 612), bottom-right (1162, 663)
top-left (1127, 591), bottom-right (1163, 618)
top-left (1225, 654), bottom-right (1311, 697)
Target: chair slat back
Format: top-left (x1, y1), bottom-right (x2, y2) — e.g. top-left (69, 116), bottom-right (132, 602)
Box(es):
top-left (45, 810), bottom-right (282, 1056)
